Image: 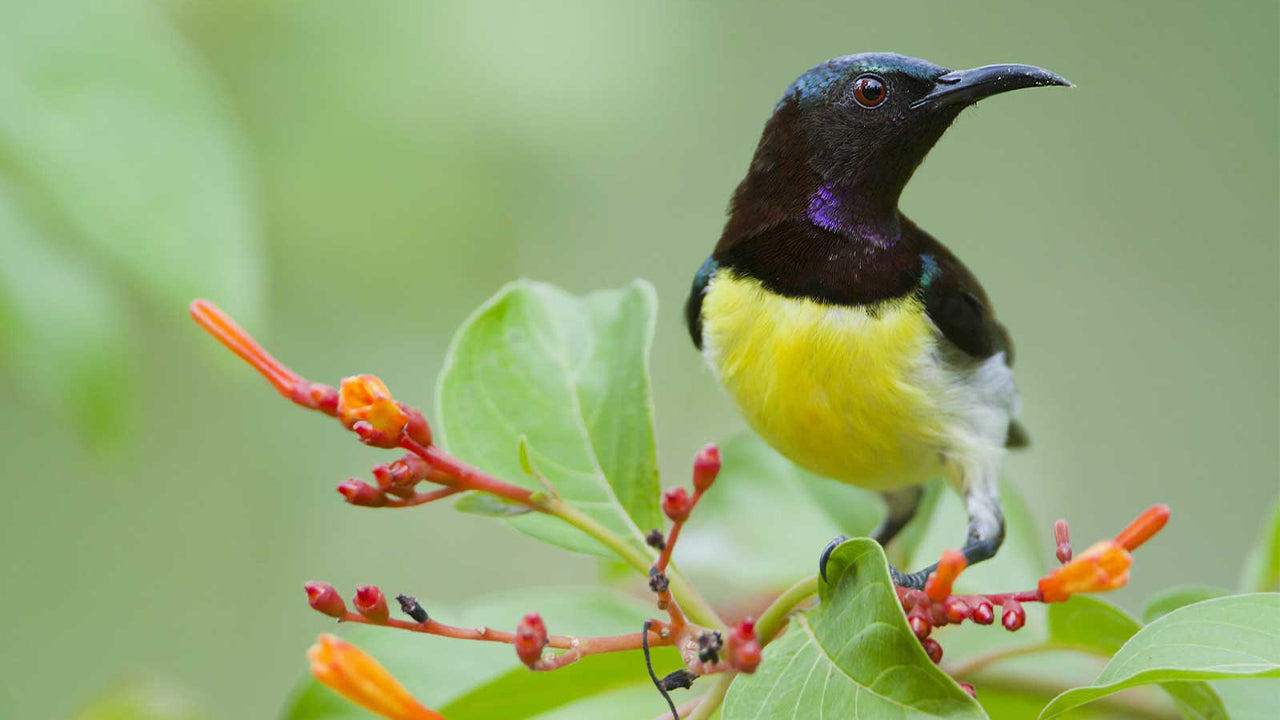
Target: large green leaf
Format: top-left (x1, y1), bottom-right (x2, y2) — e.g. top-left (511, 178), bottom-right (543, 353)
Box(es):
top-left (436, 279), bottom-right (662, 559)
top-left (1239, 500), bottom-right (1280, 593)
top-left (1039, 594), bottom-right (1280, 719)
top-left (0, 185), bottom-right (132, 445)
top-left (1142, 586), bottom-right (1230, 624)
top-left (722, 539), bottom-right (985, 719)
top-left (677, 432), bottom-right (879, 596)
top-left (1047, 596), bottom-right (1225, 719)
top-left (281, 587), bottom-right (670, 720)
top-left (0, 0), bottom-right (263, 326)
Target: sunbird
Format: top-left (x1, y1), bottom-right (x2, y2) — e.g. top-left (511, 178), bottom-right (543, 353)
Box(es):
top-left (686, 53), bottom-right (1070, 588)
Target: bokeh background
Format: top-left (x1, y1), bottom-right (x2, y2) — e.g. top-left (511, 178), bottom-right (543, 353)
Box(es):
top-left (1, 1), bottom-right (1275, 718)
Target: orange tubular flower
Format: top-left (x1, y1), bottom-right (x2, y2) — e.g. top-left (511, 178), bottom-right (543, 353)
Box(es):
top-left (308, 634), bottom-right (444, 720)
top-left (1038, 540), bottom-right (1132, 602)
top-left (339, 375), bottom-right (409, 447)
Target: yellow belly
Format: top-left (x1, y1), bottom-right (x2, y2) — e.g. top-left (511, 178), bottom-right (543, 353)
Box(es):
top-left (701, 271), bottom-right (944, 490)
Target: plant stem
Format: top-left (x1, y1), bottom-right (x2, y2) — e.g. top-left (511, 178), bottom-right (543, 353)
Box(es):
top-left (946, 641), bottom-right (1092, 678)
top-left (686, 672), bottom-right (734, 720)
top-left (755, 575), bottom-right (818, 644)
top-left (548, 499), bottom-right (723, 628)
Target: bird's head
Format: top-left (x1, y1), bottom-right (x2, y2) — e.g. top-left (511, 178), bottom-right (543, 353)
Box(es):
top-left (784, 52), bottom-right (1070, 191)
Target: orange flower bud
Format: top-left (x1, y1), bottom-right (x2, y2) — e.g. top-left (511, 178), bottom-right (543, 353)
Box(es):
top-left (338, 375), bottom-right (409, 448)
top-left (924, 549), bottom-right (967, 602)
top-left (1114, 504), bottom-right (1170, 551)
top-left (1038, 539), bottom-right (1132, 602)
top-left (308, 634), bottom-right (442, 720)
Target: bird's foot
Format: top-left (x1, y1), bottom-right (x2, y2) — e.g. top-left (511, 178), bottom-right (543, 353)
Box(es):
top-left (819, 535), bottom-right (933, 590)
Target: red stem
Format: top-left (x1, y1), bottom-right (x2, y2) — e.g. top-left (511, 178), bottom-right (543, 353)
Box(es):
top-left (339, 612), bottom-right (671, 654)
top-left (400, 437), bottom-right (535, 504)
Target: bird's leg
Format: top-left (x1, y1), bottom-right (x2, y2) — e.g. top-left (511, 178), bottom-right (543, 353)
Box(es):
top-left (819, 486), bottom-right (924, 582)
top-left (890, 477), bottom-right (1005, 590)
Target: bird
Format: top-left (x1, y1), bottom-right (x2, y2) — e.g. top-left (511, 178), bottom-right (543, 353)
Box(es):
top-left (685, 53), bottom-right (1069, 589)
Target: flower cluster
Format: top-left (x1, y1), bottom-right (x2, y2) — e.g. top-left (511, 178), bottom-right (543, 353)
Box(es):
top-left (191, 299), bottom-right (1170, 718)
top-left (905, 503), bottom-right (1171, 690)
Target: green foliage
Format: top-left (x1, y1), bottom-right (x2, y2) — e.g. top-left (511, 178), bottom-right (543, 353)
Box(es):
top-left (1047, 596), bottom-right (1225, 718)
top-left (0, 0), bottom-right (262, 444)
top-left (1040, 594), bottom-right (1280, 719)
top-left (436, 279), bottom-right (662, 558)
top-left (285, 280), bottom-right (1280, 720)
top-left (1239, 500), bottom-right (1280, 593)
top-left (1141, 585), bottom-right (1230, 623)
top-left (723, 539), bottom-right (983, 719)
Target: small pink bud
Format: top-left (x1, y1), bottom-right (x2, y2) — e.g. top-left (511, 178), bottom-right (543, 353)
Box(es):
top-left (1054, 519), bottom-right (1073, 564)
top-left (909, 614), bottom-right (932, 639)
top-left (305, 581), bottom-right (346, 618)
top-left (902, 589), bottom-right (927, 610)
top-left (515, 613), bottom-right (547, 668)
top-left (337, 479), bottom-right (386, 507)
top-left (1002, 599), bottom-right (1026, 631)
top-left (944, 598), bottom-right (969, 624)
top-left (692, 444), bottom-right (721, 493)
top-left (929, 602), bottom-right (948, 626)
top-left (353, 585), bottom-right (389, 624)
top-left (921, 637), bottom-right (943, 664)
top-left (662, 487), bottom-right (693, 522)
top-left (972, 601), bottom-right (995, 625)
top-left (958, 682), bottom-right (976, 698)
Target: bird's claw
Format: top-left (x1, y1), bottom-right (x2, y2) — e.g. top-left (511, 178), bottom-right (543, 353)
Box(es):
top-left (819, 535), bottom-right (849, 583)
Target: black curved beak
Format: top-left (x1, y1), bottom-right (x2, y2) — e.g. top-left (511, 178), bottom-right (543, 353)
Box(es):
top-left (911, 63), bottom-right (1072, 110)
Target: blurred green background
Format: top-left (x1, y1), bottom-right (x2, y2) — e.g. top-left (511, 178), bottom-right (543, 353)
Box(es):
top-left (0, 1), bottom-right (1275, 717)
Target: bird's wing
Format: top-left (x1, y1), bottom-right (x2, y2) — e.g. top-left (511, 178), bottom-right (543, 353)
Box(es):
top-left (908, 218), bottom-right (1030, 449)
top-left (684, 257), bottom-right (717, 350)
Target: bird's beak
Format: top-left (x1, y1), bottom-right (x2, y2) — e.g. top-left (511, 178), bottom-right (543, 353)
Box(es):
top-left (911, 64), bottom-right (1072, 110)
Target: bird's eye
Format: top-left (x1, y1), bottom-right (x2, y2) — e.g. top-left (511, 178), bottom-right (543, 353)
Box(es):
top-left (852, 74), bottom-right (887, 108)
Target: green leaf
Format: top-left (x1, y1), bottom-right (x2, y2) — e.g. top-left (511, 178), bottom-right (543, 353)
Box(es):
top-left (70, 678), bottom-right (208, 720)
top-left (0, 184), bottom-right (133, 446)
top-left (1039, 593), bottom-right (1280, 719)
top-left (1142, 586), bottom-right (1230, 624)
top-left (722, 538), bottom-right (985, 719)
top-left (436, 279), bottom-right (662, 559)
top-left (454, 491), bottom-right (535, 517)
top-left (0, 1), bottom-right (263, 326)
top-left (1047, 596), bottom-right (1225, 718)
top-left (677, 432), bottom-right (879, 595)
top-left (1239, 500), bottom-right (1280, 593)
top-left (281, 587), bottom-right (662, 720)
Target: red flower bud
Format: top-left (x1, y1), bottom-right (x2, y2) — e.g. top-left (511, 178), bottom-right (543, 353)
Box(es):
top-left (1002, 599), bottom-right (1026, 631)
top-left (908, 614), bottom-right (932, 639)
top-left (305, 581), bottom-right (347, 618)
top-left (901, 589), bottom-right (927, 611)
top-left (514, 613), bottom-right (547, 668)
top-left (958, 682), bottom-right (976, 698)
top-left (727, 619), bottom-right (761, 673)
top-left (921, 637), bottom-right (943, 664)
top-left (354, 585), bottom-right (390, 624)
top-left (944, 598), bottom-right (969, 624)
top-left (732, 640), bottom-right (762, 673)
top-left (692, 444), bottom-right (721, 493)
top-left (338, 479), bottom-right (386, 507)
top-left (662, 487), bottom-right (693, 522)
top-left (402, 405), bottom-right (433, 447)
top-left (972, 601), bottom-right (994, 625)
